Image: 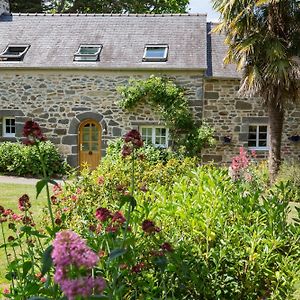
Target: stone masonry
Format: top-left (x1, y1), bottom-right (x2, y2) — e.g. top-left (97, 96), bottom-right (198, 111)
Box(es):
top-left (202, 79), bottom-right (300, 163)
top-left (0, 70), bottom-right (204, 166)
top-left (0, 0), bottom-right (9, 15)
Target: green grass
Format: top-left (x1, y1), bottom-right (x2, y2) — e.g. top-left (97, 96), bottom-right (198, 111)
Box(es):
top-left (0, 183), bottom-right (47, 287)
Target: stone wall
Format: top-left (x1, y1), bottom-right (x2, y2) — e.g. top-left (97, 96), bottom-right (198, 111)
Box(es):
top-left (202, 79), bottom-right (300, 163)
top-left (0, 0), bottom-right (9, 15)
top-left (0, 70), bottom-right (204, 166)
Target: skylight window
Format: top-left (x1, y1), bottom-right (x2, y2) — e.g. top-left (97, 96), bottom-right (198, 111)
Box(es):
top-left (74, 44), bottom-right (102, 62)
top-left (0, 45), bottom-right (30, 62)
top-left (143, 45), bottom-right (168, 62)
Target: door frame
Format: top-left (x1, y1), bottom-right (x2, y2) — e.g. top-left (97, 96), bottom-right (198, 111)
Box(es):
top-left (78, 119), bottom-right (102, 168)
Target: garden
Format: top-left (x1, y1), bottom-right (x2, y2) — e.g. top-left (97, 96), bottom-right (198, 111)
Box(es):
top-left (0, 120), bottom-right (299, 300)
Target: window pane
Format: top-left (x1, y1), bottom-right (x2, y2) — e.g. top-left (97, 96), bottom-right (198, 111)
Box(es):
top-left (145, 47), bottom-right (166, 58)
top-left (248, 133), bottom-right (256, 140)
top-left (79, 47), bottom-right (100, 55)
top-left (259, 126), bottom-right (268, 133)
top-left (248, 140), bottom-right (256, 147)
top-left (259, 140), bottom-right (267, 147)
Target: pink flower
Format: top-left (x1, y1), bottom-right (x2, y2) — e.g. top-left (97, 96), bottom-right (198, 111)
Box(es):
top-left (142, 220), bottom-right (161, 234)
top-left (95, 208), bottom-right (112, 222)
top-left (97, 176), bottom-right (105, 185)
top-left (3, 288), bottom-right (9, 294)
top-left (52, 231), bottom-right (99, 270)
top-left (59, 276), bottom-right (106, 300)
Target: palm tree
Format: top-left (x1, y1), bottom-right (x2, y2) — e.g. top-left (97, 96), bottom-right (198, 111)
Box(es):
top-left (212, 0), bottom-right (300, 181)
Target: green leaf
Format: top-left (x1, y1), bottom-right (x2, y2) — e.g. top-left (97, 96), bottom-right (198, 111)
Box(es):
top-left (28, 297), bottom-right (51, 300)
top-left (41, 245), bottom-right (53, 276)
top-left (119, 195), bottom-right (137, 211)
top-left (109, 248), bottom-right (127, 261)
top-left (36, 179), bottom-right (48, 199)
top-left (23, 261), bottom-right (33, 277)
top-left (87, 296), bottom-right (109, 300)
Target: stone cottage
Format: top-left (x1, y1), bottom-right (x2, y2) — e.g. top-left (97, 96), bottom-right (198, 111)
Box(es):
top-left (0, 0), bottom-right (299, 168)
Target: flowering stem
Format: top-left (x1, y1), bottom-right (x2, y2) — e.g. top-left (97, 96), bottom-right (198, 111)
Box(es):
top-left (36, 143), bottom-right (55, 231)
top-left (1, 222), bottom-right (9, 265)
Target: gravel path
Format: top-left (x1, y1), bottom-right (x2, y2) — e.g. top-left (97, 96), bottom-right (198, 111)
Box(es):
top-left (0, 175), bottom-right (64, 185)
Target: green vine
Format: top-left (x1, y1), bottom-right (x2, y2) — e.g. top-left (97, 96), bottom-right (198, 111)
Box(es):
top-left (118, 75), bottom-right (215, 156)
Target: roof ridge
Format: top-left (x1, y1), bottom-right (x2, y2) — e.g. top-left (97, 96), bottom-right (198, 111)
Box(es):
top-left (10, 12), bottom-right (207, 17)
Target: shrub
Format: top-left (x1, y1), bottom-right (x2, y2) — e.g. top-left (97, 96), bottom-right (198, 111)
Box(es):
top-left (276, 159), bottom-right (300, 202)
top-left (0, 141), bottom-right (69, 177)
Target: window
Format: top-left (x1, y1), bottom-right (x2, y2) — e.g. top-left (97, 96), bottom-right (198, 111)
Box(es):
top-left (74, 44), bottom-right (102, 62)
top-left (140, 127), bottom-right (169, 148)
top-left (3, 117), bottom-right (16, 137)
top-left (143, 45), bottom-right (168, 62)
top-left (248, 125), bottom-right (268, 150)
top-left (0, 45), bottom-right (30, 62)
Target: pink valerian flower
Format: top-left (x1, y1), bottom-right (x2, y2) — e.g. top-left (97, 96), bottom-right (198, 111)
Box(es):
top-left (2, 288), bottom-right (9, 294)
top-left (95, 208), bottom-right (112, 222)
top-left (131, 262), bottom-right (146, 274)
top-left (52, 183), bottom-right (62, 196)
top-left (12, 213), bottom-right (22, 222)
top-left (18, 194), bottom-right (31, 211)
top-left (23, 120), bottom-right (46, 145)
top-left (3, 209), bottom-right (13, 217)
top-left (71, 194), bottom-right (78, 201)
top-left (59, 276), bottom-right (106, 300)
top-left (124, 129), bottom-right (143, 148)
top-left (22, 216), bottom-right (35, 226)
top-left (97, 176), bottom-right (105, 185)
top-left (111, 211), bottom-right (126, 224)
top-left (142, 220), bottom-right (161, 234)
top-left (230, 147), bottom-right (251, 180)
top-left (122, 129), bottom-right (144, 157)
top-left (161, 242), bottom-right (173, 252)
top-left (52, 230), bottom-right (99, 270)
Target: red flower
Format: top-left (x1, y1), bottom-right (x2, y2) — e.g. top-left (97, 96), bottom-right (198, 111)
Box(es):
top-left (121, 144), bottom-right (132, 157)
top-left (95, 208), bottom-right (112, 222)
top-left (142, 219), bottom-right (161, 234)
top-left (18, 194), bottom-right (31, 211)
top-left (131, 262), bottom-right (146, 273)
top-left (124, 130), bottom-right (143, 148)
top-left (23, 120), bottom-right (46, 142)
top-left (111, 211), bottom-right (126, 224)
top-left (161, 242), bottom-right (173, 252)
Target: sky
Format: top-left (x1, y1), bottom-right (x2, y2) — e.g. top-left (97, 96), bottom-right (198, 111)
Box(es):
top-left (188, 0), bottom-right (220, 21)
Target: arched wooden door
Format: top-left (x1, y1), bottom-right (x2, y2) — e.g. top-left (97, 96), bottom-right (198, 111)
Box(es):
top-left (79, 120), bottom-right (101, 169)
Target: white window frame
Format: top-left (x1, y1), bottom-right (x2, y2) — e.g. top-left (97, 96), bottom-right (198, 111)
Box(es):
top-left (248, 124), bottom-right (269, 150)
top-left (143, 44), bottom-right (169, 62)
top-left (140, 126), bottom-right (169, 148)
top-left (0, 44), bottom-right (30, 62)
top-left (73, 44), bottom-right (102, 62)
top-left (3, 117), bottom-right (16, 137)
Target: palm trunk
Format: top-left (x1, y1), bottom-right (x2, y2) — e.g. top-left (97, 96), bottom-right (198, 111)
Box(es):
top-left (268, 101), bottom-right (284, 183)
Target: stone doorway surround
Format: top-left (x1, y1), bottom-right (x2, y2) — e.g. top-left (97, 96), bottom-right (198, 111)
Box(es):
top-left (62, 111), bottom-right (107, 167)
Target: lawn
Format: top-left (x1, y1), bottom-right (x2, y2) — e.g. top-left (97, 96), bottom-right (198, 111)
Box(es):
top-left (0, 182), bottom-right (47, 287)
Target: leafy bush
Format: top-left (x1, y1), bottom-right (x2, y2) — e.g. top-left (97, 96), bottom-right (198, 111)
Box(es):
top-left (0, 141), bottom-right (69, 177)
top-left (276, 160), bottom-right (300, 202)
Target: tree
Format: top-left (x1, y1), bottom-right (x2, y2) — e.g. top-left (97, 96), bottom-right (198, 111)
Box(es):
top-left (212, 0), bottom-right (300, 181)
top-left (44, 0), bottom-right (189, 13)
top-left (10, 0), bottom-right (44, 12)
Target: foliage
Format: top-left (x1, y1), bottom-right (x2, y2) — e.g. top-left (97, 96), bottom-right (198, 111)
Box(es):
top-left (10, 0), bottom-right (44, 13)
top-left (118, 76), bottom-right (216, 155)
top-left (212, 0), bottom-right (300, 180)
top-left (10, 0), bottom-right (189, 13)
top-left (1, 124), bottom-right (299, 299)
top-left (0, 141), bottom-right (69, 177)
top-left (276, 159), bottom-right (300, 202)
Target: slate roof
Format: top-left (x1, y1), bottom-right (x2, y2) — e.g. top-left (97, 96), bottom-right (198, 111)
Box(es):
top-left (0, 13), bottom-right (241, 78)
top-left (0, 13), bottom-right (207, 71)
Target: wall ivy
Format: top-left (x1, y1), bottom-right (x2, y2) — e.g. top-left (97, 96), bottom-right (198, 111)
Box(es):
top-left (118, 75), bottom-right (215, 156)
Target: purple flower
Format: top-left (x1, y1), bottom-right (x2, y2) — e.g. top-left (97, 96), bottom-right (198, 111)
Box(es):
top-left (52, 230), bottom-right (99, 270)
top-left (59, 276), bottom-right (106, 300)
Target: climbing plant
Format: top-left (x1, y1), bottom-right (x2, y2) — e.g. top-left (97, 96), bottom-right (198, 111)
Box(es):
top-left (118, 76), bottom-right (216, 156)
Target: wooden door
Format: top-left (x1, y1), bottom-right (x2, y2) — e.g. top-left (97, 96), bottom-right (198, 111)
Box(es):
top-left (79, 120), bottom-right (101, 169)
